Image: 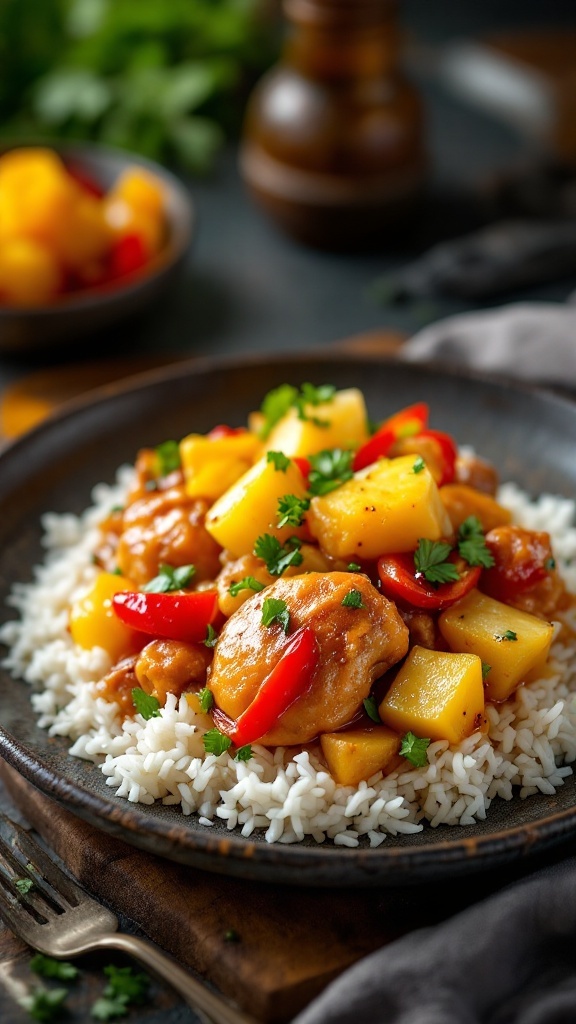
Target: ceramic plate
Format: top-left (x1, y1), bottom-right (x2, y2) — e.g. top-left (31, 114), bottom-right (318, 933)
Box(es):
top-left (1, 353), bottom-right (575, 886)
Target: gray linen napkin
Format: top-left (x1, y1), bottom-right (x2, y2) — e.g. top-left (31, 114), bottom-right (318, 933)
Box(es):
top-left (294, 857), bottom-right (576, 1024)
top-left (400, 297), bottom-right (576, 385)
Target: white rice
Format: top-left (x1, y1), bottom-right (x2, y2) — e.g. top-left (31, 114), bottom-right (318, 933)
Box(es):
top-left (2, 468), bottom-right (576, 847)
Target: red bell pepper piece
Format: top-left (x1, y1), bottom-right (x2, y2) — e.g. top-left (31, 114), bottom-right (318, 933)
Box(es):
top-left (110, 234), bottom-right (148, 278)
top-left (212, 626), bottom-right (319, 745)
top-left (293, 457), bottom-right (311, 486)
top-left (413, 429), bottom-right (458, 487)
top-left (353, 402), bottom-right (429, 472)
top-left (480, 526), bottom-right (553, 604)
top-left (378, 554), bottom-right (481, 611)
top-left (207, 425), bottom-right (248, 440)
top-left (112, 590), bottom-right (218, 642)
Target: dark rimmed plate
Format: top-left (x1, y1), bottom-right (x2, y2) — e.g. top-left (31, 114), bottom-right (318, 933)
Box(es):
top-left (1, 353), bottom-right (575, 886)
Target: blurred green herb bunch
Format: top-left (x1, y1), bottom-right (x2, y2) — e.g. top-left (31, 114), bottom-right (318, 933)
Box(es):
top-left (0, 0), bottom-right (277, 172)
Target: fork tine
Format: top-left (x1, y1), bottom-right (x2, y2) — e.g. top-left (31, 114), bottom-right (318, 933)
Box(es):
top-left (0, 815), bottom-right (83, 908)
top-left (0, 815), bottom-right (81, 913)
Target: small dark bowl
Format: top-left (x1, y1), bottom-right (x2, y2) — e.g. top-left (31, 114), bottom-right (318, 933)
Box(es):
top-left (0, 142), bottom-right (194, 354)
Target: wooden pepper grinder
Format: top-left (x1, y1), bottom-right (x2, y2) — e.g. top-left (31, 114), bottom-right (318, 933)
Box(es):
top-left (240, 0), bottom-right (426, 249)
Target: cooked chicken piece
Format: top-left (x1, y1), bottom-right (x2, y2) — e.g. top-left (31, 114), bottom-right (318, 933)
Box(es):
top-left (455, 453), bottom-right (499, 495)
top-left (399, 609), bottom-right (441, 651)
top-left (208, 571), bottom-right (409, 745)
top-left (482, 525), bottom-right (569, 619)
top-left (115, 487), bottom-right (221, 586)
top-left (95, 655), bottom-right (138, 716)
top-left (135, 640), bottom-right (212, 704)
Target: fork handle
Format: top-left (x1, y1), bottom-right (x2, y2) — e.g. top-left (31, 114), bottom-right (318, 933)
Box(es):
top-left (91, 933), bottom-right (256, 1024)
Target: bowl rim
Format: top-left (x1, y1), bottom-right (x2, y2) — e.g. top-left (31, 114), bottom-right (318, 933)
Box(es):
top-left (0, 138), bottom-right (195, 317)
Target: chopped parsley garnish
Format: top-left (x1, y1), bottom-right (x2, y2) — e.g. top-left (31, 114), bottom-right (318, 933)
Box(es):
top-left (545, 557), bottom-right (556, 571)
top-left (347, 562), bottom-right (362, 572)
top-left (293, 383), bottom-right (336, 425)
top-left (363, 696), bottom-right (381, 723)
top-left (257, 384), bottom-right (298, 440)
top-left (413, 539), bottom-right (460, 585)
top-left (482, 662), bottom-right (492, 680)
top-left (204, 624), bottom-right (219, 648)
top-left (261, 597), bottom-right (290, 633)
top-left (197, 687), bottom-right (214, 713)
top-left (20, 986), bottom-right (68, 1022)
top-left (30, 955), bottom-right (79, 981)
top-left (412, 456), bottom-right (426, 474)
top-left (155, 439), bottom-right (181, 476)
top-left (457, 516), bottom-right (495, 569)
top-left (14, 877), bottom-right (33, 895)
top-left (267, 450), bottom-right (291, 472)
top-left (203, 729), bottom-right (232, 756)
top-left (131, 688), bottom-right (161, 720)
top-left (341, 589), bottom-right (365, 609)
top-left (234, 745), bottom-right (253, 762)
top-left (91, 965), bottom-right (149, 1020)
top-left (254, 534), bottom-right (303, 576)
top-left (229, 576), bottom-right (265, 598)
top-left (142, 563), bottom-right (196, 593)
top-left (494, 630), bottom-right (518, 642)
top-left (400, 732), bottom-right (431, 768)
top-left (308, 448), bottom-right (354, 496)
top-left (277, 494), bottom-right (310, 528)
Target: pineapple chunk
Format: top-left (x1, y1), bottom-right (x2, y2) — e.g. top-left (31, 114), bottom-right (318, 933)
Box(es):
top-left (439, 589), bottom-right (554, 702)
top-left (321, 726), bottom-right (400, 787)
top-left (307, 455), bottom-right (452, 560)
top-left (205, 454), bottom-right (309, 558)
top-left (70, 571), bottom-right (137, 662)
top-left (264, 388), bottom-right (369, 457)
top-left (180, 431), bottom-right (260, 502)
top-left (379, 645), bottom-right (485, 744)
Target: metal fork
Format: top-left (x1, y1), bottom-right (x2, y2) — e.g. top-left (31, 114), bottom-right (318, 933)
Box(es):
top-left (0, 814), bottom-right (255, 1024)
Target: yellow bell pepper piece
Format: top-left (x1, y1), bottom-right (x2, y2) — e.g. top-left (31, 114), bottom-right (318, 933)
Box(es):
top-left (0, 239), bottom-right (61, 306)
top-left (70, 571), bottom-right (138, 663)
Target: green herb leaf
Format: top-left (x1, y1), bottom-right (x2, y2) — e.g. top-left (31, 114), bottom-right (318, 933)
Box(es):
top-left (203, 728), bottom-right (232, 756)
top-left (142, 563), bottom-right (196, 593)
top-left (234, 745), bottom-right (253, 762)
top-left (155, 440), bottom-right (181, 476)
top-left (258, 384), bottom-right (298, 440)
top-left (308, 448), bottom-right (354, 496)
top-left (363, 696), bottom-right (381, 723)
top-left (30, 954), bottom-right (78, 981)
top-left (457, 516), bottom-right (495, 569)
top-left (545, 557), bottom-right (556, 571)
top-left (414, 539), bottom-right (460, 585)
top-left (14, 877), bottom-right (33, 895)
top-left (204, 624), bottom-right (219, 648)
top-left (197, 687), bottom-right (214, 713)
top-left (228, 576), bottom-right (266, 598)
top-left (261, 597), bottom-right (290, 633)
top-left (400, 732), bottom-right (431, 768)
top-left (347, 563), bottom-right (362, 572)
top-left (341, 589), bottom-right (365, 609)
top-left (91, 995), bottom-right (129, 1021)
top-left (20, 986), bottom-right (68, 1022)
top-left (412, 456), bottom-right (426, 474)
top-left (103, 965), bottom-right (149, 1005)
top-left (254, 534), bottom-right (303, 576)
top-left (481, 662), bottom-right (492, 679)
top-left (267, 450), bottom-right (291, 472)
top-left (494, 630), bottom-right (518, 642)
top-left (277, 494), bottom-right (310, 528)
top-left (294, 383), bottom-right (336, 425)
top-left (131, 688), bottom-right (161, 720)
